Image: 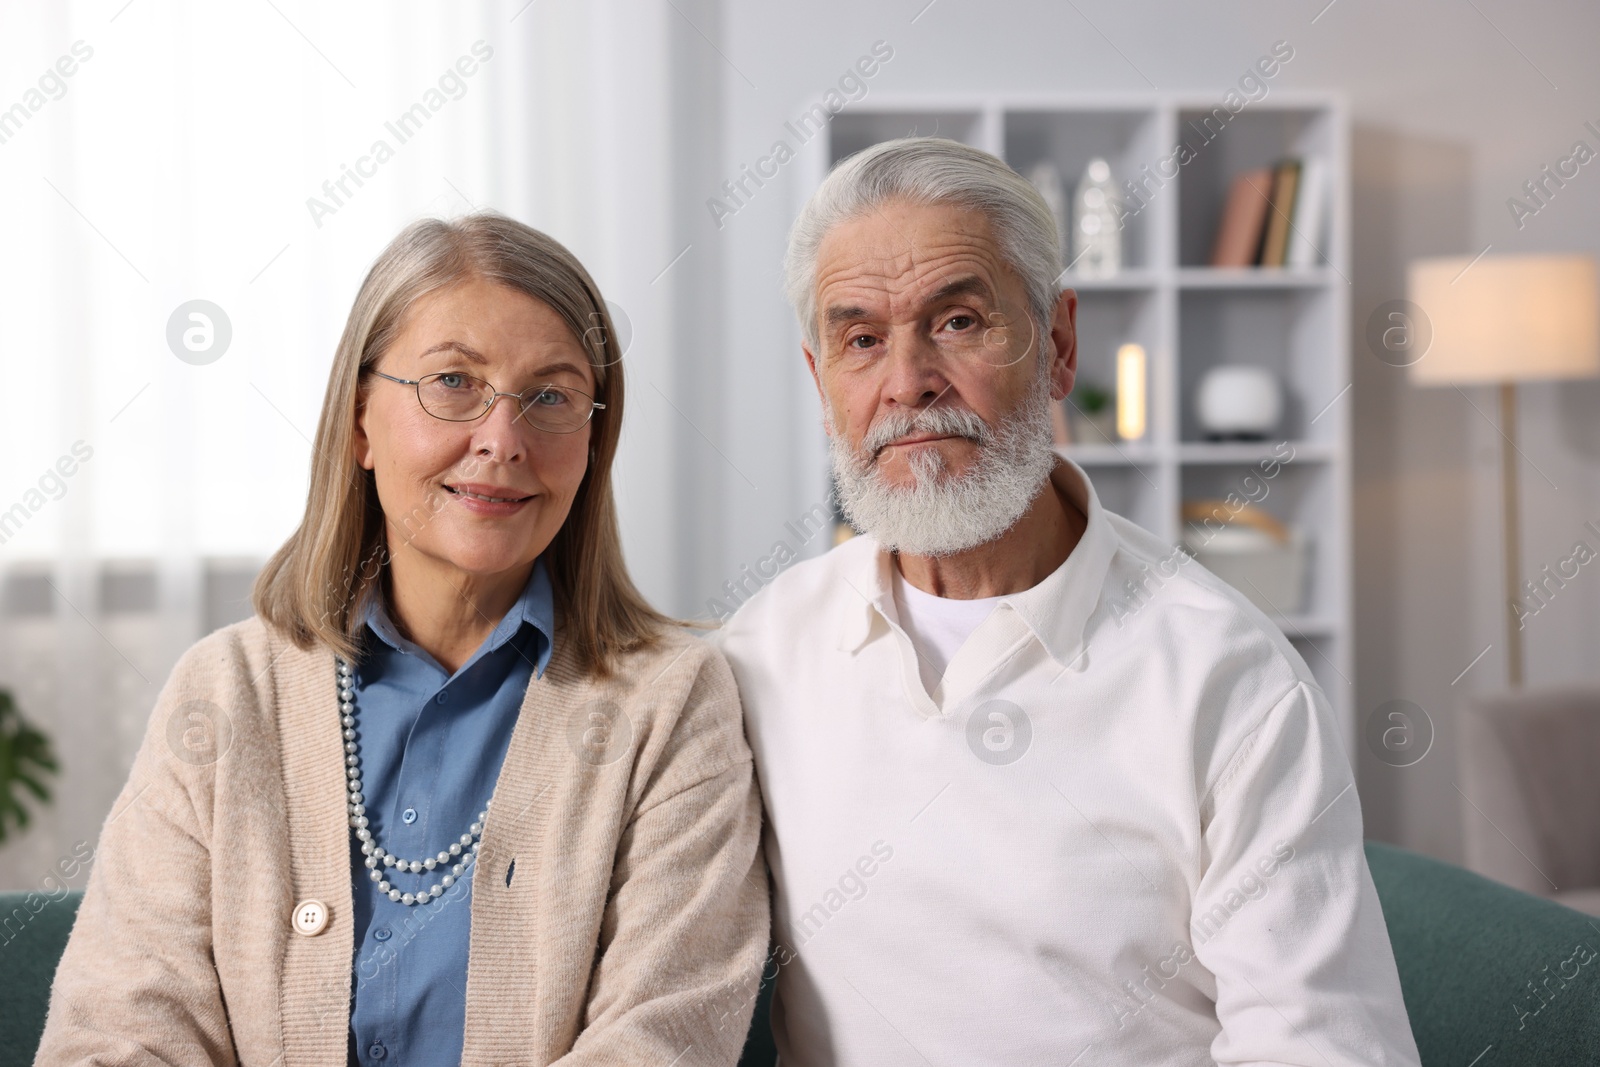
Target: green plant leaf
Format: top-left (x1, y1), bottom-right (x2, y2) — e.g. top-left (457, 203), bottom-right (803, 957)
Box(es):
top-left (0, 689), bottom-right (59, 845)
top-left (1080, 391), bottom-right (1110, 413)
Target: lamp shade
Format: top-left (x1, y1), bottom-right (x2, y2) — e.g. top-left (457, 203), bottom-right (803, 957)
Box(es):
top-left (1407, 253), bottom-right (1600, 385)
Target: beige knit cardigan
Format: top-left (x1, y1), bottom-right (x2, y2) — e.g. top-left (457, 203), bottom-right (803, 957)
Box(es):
top-left (34, 614), bottom-right (770, 1066)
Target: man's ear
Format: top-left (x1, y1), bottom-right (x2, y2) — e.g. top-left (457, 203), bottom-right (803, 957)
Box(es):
top-left (1048, 287), bottom-right (1078, 402)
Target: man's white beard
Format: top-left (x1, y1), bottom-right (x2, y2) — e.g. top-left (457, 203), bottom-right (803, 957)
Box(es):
top-left (826, 368), bottom-right (1059, 557)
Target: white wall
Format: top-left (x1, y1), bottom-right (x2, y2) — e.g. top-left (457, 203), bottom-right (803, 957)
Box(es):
top-left (691, 0), bottom-right (1600, 864)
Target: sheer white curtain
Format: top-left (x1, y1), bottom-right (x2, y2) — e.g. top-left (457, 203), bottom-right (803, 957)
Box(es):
top-left (0, 0), bottom-right (690, 887)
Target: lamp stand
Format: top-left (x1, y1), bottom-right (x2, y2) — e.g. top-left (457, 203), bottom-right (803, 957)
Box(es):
top-left (1500, 382), bottom-right (1524, 687)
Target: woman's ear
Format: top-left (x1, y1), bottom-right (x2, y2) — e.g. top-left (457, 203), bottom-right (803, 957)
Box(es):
top-left (353, 382), bottom-right (376, 470)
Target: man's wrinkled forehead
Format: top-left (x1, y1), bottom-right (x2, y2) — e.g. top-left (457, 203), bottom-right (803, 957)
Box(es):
top-left (812, 203), bottom-right (1010, 322)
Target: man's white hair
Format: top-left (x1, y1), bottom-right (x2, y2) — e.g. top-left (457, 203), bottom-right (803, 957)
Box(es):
top-left (782, 136), bottom-right (1063, 354)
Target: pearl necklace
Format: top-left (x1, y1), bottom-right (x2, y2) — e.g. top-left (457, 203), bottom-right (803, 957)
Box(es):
top-left (339, 656), bottom-right (489, 906)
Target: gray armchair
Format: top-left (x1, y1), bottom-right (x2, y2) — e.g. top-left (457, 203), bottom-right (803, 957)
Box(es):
top-left (1457, 685), bottom-right (1600, 915)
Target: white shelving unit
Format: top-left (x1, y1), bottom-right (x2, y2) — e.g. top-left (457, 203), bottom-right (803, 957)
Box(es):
top-left (794, 93), bottom-right (1354, 744)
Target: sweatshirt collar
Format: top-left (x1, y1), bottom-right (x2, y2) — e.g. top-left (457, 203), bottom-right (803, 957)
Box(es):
top-left (835, 456), bottom-right (1118, 671)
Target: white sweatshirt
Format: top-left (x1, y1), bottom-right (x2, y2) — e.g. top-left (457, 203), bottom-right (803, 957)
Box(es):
top-left (713, 456), bottom-right (1421, 1067)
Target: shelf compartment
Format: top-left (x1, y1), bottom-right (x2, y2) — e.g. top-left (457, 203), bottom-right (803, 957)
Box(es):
top-left (1060, 286), bottom-right (1161, 448)
top-left (1177, 287), bottom-right (1341, 445)
top-left (1181, 461), bottom-right (1334, 621)
top-left (1175, 106), bottom-right (1336, 268)
top-left (1003, 107), bottom-right (1164, 271)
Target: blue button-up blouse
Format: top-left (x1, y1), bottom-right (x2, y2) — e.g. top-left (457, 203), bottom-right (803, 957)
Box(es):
top-left (344, 557), bottom-right (554, 1066)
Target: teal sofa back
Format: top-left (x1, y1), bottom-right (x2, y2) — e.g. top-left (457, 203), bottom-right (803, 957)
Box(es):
top-left (5, 843), bottom-right (1598, 1066)
top-left (0, 889), bottom-right (83, 1067)
top-left (1364, 840), bottom-right (1599, 1065)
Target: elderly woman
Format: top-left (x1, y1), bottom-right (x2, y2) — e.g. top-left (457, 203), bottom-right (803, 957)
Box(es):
top-left (35, 213), bottom-right (769, 1066)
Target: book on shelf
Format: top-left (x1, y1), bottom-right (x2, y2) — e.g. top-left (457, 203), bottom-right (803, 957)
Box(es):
top-left (1208, 167), bottom-right (1274, 267)
top-left (1285, 156), bottom-right (1326, 268)
top-left (1208, 158), bottom-right (1326, 269)
top-left (1258, 159), bottom-right (1301, 267)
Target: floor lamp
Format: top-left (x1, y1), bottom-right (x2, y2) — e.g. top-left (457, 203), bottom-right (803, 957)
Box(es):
top-left (1408, 254), bottom-right (1600, 687)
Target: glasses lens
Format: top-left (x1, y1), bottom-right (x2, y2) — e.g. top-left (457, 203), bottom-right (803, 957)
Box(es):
top-left (417, 372), bottom-right (492, 420)
top-left (519, 385), bottom-right (595, 433)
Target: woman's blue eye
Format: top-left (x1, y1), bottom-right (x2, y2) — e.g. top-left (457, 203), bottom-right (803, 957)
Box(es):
top-left (531, 388), bottom-right (569, 406)
top-left (437, 373), bottom-right (470, 389)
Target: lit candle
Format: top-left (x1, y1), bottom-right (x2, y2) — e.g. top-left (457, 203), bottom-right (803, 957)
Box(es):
top-left (1116, 343), bottom-right (1147, 440)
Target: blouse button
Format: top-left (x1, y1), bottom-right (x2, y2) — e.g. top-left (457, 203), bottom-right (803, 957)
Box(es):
top-left (401, 807), bottom-right (417, 825)
top-left (292, 899), bottom-right (329, 937)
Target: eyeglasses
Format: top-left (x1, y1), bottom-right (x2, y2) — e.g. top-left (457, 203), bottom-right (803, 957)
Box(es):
top-left (370, 370), bottom-right (605, 434)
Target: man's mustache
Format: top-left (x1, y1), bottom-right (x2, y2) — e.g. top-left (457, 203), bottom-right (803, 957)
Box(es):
top-left (860, 405), bottom-right (992, 462)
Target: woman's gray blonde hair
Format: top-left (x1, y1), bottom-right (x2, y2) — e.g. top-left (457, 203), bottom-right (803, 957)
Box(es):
top-left (253, 210), bottom-right (673, 677)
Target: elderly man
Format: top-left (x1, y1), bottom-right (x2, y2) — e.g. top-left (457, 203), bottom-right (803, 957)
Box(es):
top-left (713, 137), bottom-right (1419, 1066)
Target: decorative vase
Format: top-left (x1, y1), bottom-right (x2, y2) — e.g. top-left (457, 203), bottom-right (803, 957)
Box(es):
top-left (1195, 364), bottom-right (1282, 440)
top-left (1072, 158), bottom-right (1121, 278)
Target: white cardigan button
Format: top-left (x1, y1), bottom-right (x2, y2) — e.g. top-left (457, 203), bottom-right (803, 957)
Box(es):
top-left (292, 899), bottom-right (329, 936)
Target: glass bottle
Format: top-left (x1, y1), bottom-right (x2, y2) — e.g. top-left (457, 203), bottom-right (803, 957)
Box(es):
top-left (1073, 157), bottom-right (1121, 278)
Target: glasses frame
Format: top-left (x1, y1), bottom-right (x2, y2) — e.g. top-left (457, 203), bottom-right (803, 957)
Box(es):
top-left (369, 369), bottom-right (606, 434)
